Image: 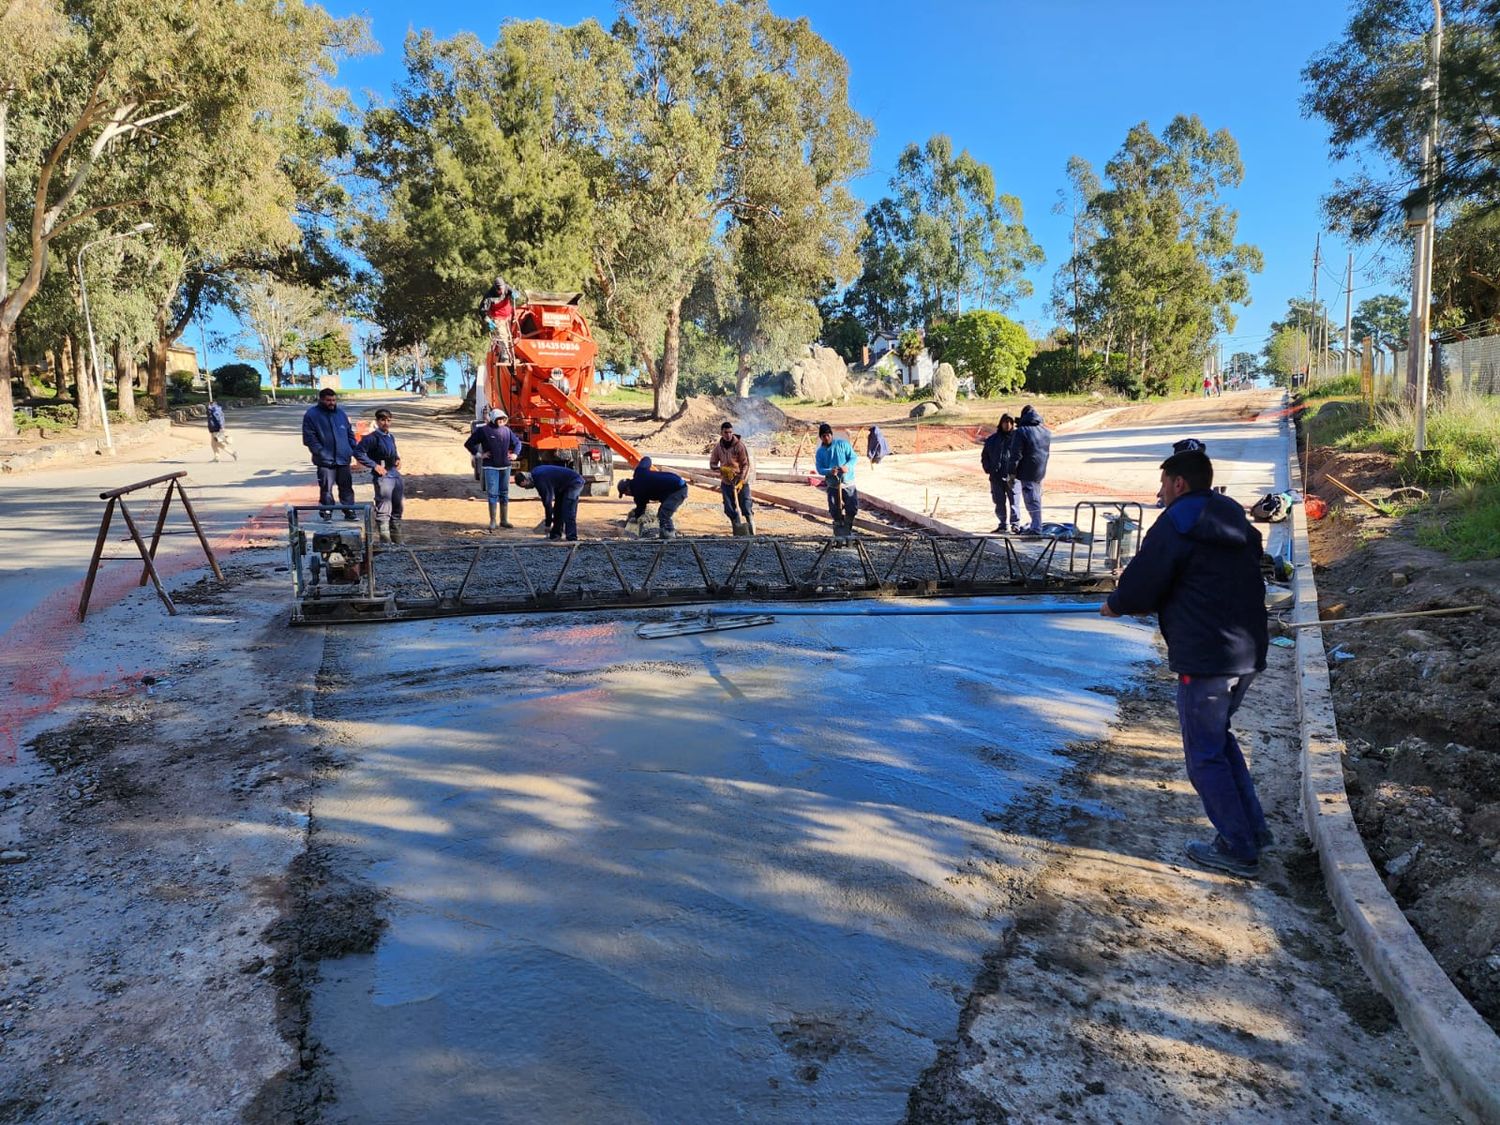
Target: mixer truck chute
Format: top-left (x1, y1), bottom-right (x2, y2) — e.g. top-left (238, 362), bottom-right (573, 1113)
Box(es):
top-left (478, 290), bottom-right (643, 496)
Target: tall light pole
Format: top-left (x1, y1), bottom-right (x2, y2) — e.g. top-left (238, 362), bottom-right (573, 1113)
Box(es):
top-left (1407, 1), bottom-right (1443, 453)
top-left (79, 221), bottom-right (153, 453)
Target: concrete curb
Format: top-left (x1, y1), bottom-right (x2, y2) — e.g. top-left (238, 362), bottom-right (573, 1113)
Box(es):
top-left (0, 418), bottom-right (173, 474)
top-left (1288, 430), bottom-right (1500, 1124)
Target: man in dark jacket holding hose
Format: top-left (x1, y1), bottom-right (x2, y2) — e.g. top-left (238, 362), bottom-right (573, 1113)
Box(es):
top-left (1100, 447), bottom-right (1271, 878)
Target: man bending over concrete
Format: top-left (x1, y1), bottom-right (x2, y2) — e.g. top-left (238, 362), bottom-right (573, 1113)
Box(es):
top-left (617, 457), bottom-right (689, 539)
top-left (516, 464), bottom-right (585, 542)
top-left (1099, 447), bottom-right (1271, 878)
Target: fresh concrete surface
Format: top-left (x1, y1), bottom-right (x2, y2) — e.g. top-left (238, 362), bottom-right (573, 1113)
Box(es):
top-left (308, 602), bottom-right (1156, 1122)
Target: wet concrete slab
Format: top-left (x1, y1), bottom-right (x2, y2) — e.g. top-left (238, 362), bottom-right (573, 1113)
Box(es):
top-left (308, 601), bottom-right (1156, 1122)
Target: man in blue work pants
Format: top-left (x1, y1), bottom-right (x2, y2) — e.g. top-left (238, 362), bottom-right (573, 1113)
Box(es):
top-left (517, 464), bottom-right (585, 541)
top-left (1100, 446), bottom-right (1271, 878)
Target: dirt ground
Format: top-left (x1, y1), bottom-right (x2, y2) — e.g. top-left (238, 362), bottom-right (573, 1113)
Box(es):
top-left (1302, 438), bottom-right (1500, 1033)
top-left (906, 650), bottom-right (1448, 1123)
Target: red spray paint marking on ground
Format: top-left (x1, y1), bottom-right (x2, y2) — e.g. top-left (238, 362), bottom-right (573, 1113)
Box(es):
top-left (0, 485), bottom-right (314, 765)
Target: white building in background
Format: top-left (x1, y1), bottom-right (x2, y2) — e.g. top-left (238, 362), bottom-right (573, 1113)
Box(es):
top-left (864, 329), bottom-right (935, 387)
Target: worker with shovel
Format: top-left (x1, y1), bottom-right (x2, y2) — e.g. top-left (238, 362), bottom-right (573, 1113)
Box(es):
top-left (815, 422), bottom-right (859, 541)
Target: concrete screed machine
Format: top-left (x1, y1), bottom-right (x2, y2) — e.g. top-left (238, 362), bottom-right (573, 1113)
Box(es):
top-left (477, 290), bottom-right (642, 495)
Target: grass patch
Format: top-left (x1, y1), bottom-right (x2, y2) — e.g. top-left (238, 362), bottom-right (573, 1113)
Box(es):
top-left (1305, 372), bottom-right (1364, 398)
top-left (1416, 482), bottom-right (1500, 559)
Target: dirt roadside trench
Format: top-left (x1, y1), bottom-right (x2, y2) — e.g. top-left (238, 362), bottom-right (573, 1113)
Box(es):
top-left (0, 555), bottom-right (378, 1124)
top-left (1302, 432), bottom-right (1500, 1034)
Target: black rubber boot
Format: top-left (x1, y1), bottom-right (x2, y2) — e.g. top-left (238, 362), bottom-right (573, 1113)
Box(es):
top-left (500, 500), bottom-right (513, 529)
top-left (389, 518), bottom-right (403, 545)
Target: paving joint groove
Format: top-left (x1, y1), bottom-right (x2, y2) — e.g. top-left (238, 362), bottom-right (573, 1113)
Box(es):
top-left (1287, 403), bottom-right (1500, 1124)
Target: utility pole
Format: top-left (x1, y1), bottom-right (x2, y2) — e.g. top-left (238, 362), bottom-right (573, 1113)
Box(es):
top-left (1407, 1), bottom-right (1443, 453)
top-left (1310, 234), bottom-right (1321, 385)
top-left (1343, 252), bottom-right (1354, 373)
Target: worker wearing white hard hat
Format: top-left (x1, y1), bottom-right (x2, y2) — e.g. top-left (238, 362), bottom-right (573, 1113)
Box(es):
top-left (464, 409), bottom-right (523, 531)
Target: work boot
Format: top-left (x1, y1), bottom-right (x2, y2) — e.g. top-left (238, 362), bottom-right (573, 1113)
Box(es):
top-left (488, 501), bottom-right (499, 532)
top-left (376, 519), bottom-right (392, 544)
top-left (744, 514), bottom-right (756, 537)
top-left (659, 528), bottom-right (677, 540)
top-left (731, 520), bottom-right (746, 537)
top-left (499, 500), bottom-right (513, 529)
top-left (389, 518), bottom-right (403, 545)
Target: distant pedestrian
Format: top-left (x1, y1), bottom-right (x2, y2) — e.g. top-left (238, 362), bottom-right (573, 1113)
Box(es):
top-left (866, 425), bottom-right (891, 467)
top-left (980, 413), bottom-right (1020, 534)
top-left (709, 421), bottom-right (755, 536)
top-left (1203, 373), bottom-right (1214, 399)
top-left (356, 409), bottom-right (404, 544)
top-left (301, 387), bottom-right (359, 521)
top-left (465, 408), bottom-right (523, 531)
top-left (206, 401), bottom-right (236, 462)
top-left (814, 422), bottom-right (858, 541)
top-left (618, 457), bottom-right (689, 539)
top-left (1013, 404), bottom-right (1051, 536)
top-left (515, 464), bottom-right (585, 541)
top-left (1100, 447), bottom-right (1271, 879)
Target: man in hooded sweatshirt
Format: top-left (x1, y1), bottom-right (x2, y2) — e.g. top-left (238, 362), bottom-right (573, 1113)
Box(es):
top-left (1012, 404), bottom-right (1051, 536)
top-left (618, 457), bottom-right (689, 539)
top-left (979, 413), bottom-right (1020, 534)
top-left (1100, 447), bottom-right (1271, 878)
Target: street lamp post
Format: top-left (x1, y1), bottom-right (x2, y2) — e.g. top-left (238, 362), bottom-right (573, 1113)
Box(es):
top-left (78, 221), bottom-right (154, 454)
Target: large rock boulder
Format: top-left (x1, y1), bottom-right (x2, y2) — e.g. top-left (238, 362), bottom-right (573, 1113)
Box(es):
top-left (931, 362), bottom-right (959, 409)
top-left (909, 400), bottom-right (942, 419)
top-left (784, 345), bottom-right (851, 401)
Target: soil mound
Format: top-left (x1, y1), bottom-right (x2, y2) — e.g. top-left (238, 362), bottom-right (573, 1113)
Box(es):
top-left (648, 394), bottom-right (792, 453)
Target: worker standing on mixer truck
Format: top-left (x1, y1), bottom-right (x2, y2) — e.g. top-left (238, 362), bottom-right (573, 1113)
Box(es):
top-left (465, 409), bottom-right (523, 531)
top-left (479, 277), bottom-right (516, 362)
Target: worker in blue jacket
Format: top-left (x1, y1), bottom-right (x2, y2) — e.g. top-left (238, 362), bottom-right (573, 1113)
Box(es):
top-left (356, 409), bottom-right (403, 544)
top-left (814, 422), bottom-right (858, 540)
top-left (465, 409), bottom-right (523, 531)
top-left (979, 413), bottom-right (1020, 534)
top-left (515, 464), bottom-right (585, 541)
top-left (301, 387), bottom-right (363, 521)
top-left (1100, 447), bottom-right (1271, 879)
top-left (617, 457), bottom-right (689, 539)
top-left (1012, 404), bottom-right (1051, 536)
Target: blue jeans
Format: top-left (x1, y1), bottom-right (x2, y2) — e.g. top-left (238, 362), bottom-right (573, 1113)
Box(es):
top-left (483, 465), bottom-right (512, 501)
top-left (372, 470), bottom-right (403, 520)
top-left (825, 480), bottom-right (858, 524)
top-left (989, 475), bottom-right (1019, 529)
top-left (1018, 479), bottom-right (1043, 533)
top-left (720, 481), bottom-right (753, 521)
top-left (542, 480), bottom-right (585, 540)
top-left (1176, 673), bottom-right (1267, 861)
top-left (658, 484), bottom-right (688, 532)
top-left (317, 464), bottom-right (355, 516)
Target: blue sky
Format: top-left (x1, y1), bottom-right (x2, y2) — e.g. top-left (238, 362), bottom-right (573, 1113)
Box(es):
top-left (209, 0), bottom-right (1401, 372)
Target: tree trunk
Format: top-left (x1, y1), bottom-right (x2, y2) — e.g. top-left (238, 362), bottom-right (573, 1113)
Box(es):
top-left (114, 338), bottom-right (137, 421)
top-left (17, 361), bottom-right (39, 400)
top-left (59, 338), bottom-right (75, 403)
top-left (735, 347), bottom-right (752, 399)
top-left (652, 298), bottom-right (682, 421)
top-left (0, 327), bottom-right (15, 438)
top-left (146, 337), bottom-right (170, 413)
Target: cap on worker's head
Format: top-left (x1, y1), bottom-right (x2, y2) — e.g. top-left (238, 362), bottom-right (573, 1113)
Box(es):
top-left (617, 479), bottom-right (634, 497)
top-left (817, 422), bottom-right (833, 437)
top-left (1172, 437), bottom-right (1206, 454)
top-left (494, 275), bottom-right (506, 287)
top-left (489, 408), bottom-right (507, 422)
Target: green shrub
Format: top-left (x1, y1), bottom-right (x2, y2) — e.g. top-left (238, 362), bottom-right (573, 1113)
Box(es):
top-left (168, 371), bottom-right (195, 399)
top-left (1417, 482), bottom-right (1500, 559)
top-left (213, 363), bottom-right (262, 398)
top-left (1306, 372), bottom-right (1362, 398)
